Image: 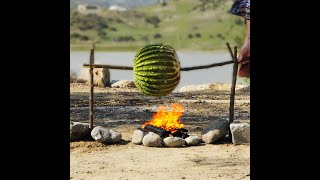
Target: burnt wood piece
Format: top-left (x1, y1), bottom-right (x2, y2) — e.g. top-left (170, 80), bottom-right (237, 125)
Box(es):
top-left (176, 128), bottom-right (188, 132)
top-left (143, 124), bottom-right (170, 138)
top-left (172, 131), bottom-right (189, 139)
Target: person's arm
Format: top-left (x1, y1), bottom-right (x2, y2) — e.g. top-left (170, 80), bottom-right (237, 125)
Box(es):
top-left (238, 19), bottom-right (250, 62)
top-left (246, 20), bottom-right (250, 40)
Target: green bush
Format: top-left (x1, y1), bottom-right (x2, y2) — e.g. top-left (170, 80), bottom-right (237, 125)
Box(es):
top-left (71, 13), bottom-right (108, 31)
top-left (113, 36), bottom-right (136, 42)
top-left (109, 27), bottom-right (117, 31)
top-left (145, 16), bottom-right (161, 28)
top-left (217, 33), bottom-right (225, 40)
top-left (70, 33), bottom-right (89, 41)
top-left (195, 33), bottom-right (201, 38)
top-left (153, 33), bottom-right (162, 39)
top-left (98, 31), bottom-right (107, 38)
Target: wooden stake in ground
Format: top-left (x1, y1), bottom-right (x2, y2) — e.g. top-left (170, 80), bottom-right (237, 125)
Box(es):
top-left (89, 43), bottom-right (95, 130)
top-left (227, 43), bottom-right (239, 140)
top-left (227, 43), bottom-right (238, 139)
top-left (229, 46), bottom-right (238, 123)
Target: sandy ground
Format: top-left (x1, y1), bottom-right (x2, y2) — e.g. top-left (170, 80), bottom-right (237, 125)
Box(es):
top-left (70, 83), bottom-right (250, 180)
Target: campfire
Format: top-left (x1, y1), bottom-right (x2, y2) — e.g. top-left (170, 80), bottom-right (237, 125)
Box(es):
top-left (132, 103), bottom-right (200, 147)
top-left (140, 103), bottom-right (189, 138)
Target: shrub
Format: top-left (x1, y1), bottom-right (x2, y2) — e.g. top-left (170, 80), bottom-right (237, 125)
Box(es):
top-left (79, 35), bottom-right (89, 41)
top-left (98, 31), bottom-right (107, 38)
top-left (70, 33), bottom-right (89, 41)
top-left (145, 16), bottom-right (161, 28)
top-left (113, 36), bottom-right (135, 42)
top-left (153, 33), bottom-right (162, 39)
top-left (109, 27), bottom-right (117, 31)
top-left (71, 13), bottom-right (108, 31)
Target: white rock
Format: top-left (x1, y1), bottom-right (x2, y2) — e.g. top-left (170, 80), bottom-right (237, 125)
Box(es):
top-left (237, 86), bottom-right (250, 92)
top-left (185, 135), bottom-right (200, 146)
top-left (142, 132), bottom-right (162, 147)
top-left (111, 80), bottom-right (136, 88)
top-left (91, 126), bottom-right (122, 143)
top-left (179, 83), bottom-right (246, 93)
top-left (201, 119), bottom-right (229, 144)
top-left (179, 84), bottom-right (211, 93)
top-left (132, 129), bottom-right (147, 145)
top-left (70, 121), bottom-right (90, 141)
top-left (163, 137), bottom-right (186, 147)
top-left (230, 122), bottom-right (250, 144)
top-left (78, 68), bottom-right (110, 87)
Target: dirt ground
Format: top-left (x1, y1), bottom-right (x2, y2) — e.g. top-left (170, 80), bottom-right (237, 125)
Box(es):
top-left (70, 83), bottom-right (250, 180)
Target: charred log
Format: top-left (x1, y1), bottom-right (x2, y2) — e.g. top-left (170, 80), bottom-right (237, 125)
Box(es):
top-left (172, 131), bottom-right (189, 139)
top-left (176, 128), bottom-right (188, 132)
top-left (142, 124), bottom-right (170, 138)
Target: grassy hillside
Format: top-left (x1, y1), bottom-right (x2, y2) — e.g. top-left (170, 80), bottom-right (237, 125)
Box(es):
top-left (70, 0), bottom-right (246, 51)
top-left (70, 0), bottom-right (159, 8)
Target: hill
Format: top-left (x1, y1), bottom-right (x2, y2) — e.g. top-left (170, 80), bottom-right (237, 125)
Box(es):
top-left (70, 0), bottom-right (159, 8)
top-left (70, 0), bottom-right (246, 51)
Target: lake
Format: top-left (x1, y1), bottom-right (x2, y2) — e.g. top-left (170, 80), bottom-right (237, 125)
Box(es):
top-left (70, 51), bottom-right (234, 91)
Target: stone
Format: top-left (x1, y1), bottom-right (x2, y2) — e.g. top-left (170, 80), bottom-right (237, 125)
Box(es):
top-left (179, 83), bottom-right (246, 93)
top-left (78, 68), bottom-right (110, 87)
top-left (70, 121), bottom-right (90, 141)
top-left (91, 126), bottom-right (122, 143)
top-left (202, 119), bottom-right (229, 144)
top-left (185, 135), bottom-right (200, 146)
top-left (179, 84), bottom-right (211, 93)
top-left (237, 86), bottom-right (250, 92)
top-left (131, 129), bottom-right (147, 145)
top-left (163, 137), bottom-right (186, 147)
top-left (142, 132), bottom-right (162, 147)
top-left (230, 122), bottom-right (250, 144)
top-left (111, 80), bottom-right (136, 88)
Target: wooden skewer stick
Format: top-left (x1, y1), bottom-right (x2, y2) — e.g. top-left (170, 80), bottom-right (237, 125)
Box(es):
top-left (82, 60), bottom-right (233, 71)
top-left (89, 43), bottom-right (95, 130)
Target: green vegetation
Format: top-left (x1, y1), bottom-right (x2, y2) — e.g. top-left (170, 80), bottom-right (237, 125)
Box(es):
top-left (145, 16), bottom-right (161, 28)
top-left (70, 0), bottom-right (246, 51)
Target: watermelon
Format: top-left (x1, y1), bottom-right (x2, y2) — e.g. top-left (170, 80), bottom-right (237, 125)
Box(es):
top-left (133, 44), bottom-right (180, 96)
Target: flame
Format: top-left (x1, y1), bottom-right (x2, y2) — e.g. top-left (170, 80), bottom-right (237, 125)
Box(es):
top-left (142, 103), bottom-right (184, 133)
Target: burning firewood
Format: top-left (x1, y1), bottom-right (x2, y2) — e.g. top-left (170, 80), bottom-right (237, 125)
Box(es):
top-left (172, 129), bottom-right (189, 139)
top-left (141, 124), bottom-right (170, 138)
top-left (139, 103), bottom-right (190, 139)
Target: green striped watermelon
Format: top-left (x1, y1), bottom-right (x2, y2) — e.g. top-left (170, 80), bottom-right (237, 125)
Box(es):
top-left (133, 44), bottom-right (180, 97)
